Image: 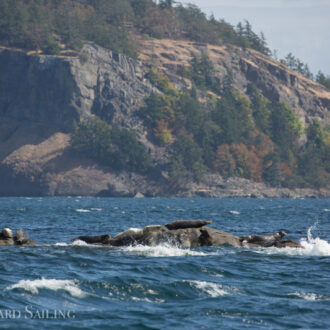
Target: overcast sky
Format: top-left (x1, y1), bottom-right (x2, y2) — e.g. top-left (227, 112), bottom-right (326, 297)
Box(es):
top-left (184, 0), bottom-right (330, 75)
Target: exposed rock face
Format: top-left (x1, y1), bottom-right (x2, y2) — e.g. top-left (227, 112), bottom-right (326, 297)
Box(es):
top-left (0, 44), bottom-right (155, 131)
top-left (0, 40), bottom-right (329, 197)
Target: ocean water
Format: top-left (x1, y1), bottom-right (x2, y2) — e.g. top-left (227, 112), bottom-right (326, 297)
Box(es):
top-left (0, 197), bottom-right (329, 329)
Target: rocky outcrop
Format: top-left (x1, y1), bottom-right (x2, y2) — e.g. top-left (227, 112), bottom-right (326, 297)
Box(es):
top-left (0, 223), bottom-right (301, 249)
top-left (72, 221), bottom-right (302, 249)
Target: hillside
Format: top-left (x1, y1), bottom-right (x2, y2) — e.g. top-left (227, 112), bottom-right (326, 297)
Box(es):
top-left (0, 1), bottom-right (329, 197)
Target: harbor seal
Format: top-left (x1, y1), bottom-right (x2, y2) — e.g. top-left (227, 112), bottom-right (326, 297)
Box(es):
top-left (239, 231), bottom-right (287, 247)
top-left (72, 234), bottom-right (111, 244)
top-left (15, 229), bottom-right (36, 246)
top-left (165, 220), bottom-right (212, 230)
top-left (1, 228), bottom-right (13, 239)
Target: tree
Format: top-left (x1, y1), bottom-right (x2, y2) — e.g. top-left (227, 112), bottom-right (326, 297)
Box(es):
top-left (316, 71), bottom-right (330, 90)
top-left (247, 84), bottom-right (271, 135)
top-left (139, 93), bottom-right (175, 126)
top-left (212, 89), bottom-right (254, 144)
top-left (214, 144), bottom-right (236, 177)
top-left (270, 102), bottom-right (302, 154)
top-left (159, 0), bottom-right (173, 10)
top-left (262, 152), bottom-right (281, 186)
top-left (71, 117), bottom-right (151, 174)
top-left (169, 130), bottom-right (206, 182)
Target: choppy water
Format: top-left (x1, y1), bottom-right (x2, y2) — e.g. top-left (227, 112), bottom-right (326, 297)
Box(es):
top-left (0, 197), bottom-right (329, 329)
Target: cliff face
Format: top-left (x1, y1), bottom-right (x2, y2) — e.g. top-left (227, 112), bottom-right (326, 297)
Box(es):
top-left (0, 40), bottom-right (329, 197)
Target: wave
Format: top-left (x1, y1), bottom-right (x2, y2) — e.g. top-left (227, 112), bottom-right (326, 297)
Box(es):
top-left (131, 297), bottom-right (165, 303)
top-left (75, 209), bottom-right (91, 213)
top-left (54, 240), bottom-right (89, 247)
top-left (229, 210), bottom-right (240, 215)
top-left (6, 278), bottom-right (87, 298)
top-left (187, 280), bottom-right (234, 297)
top-left (288, 292), bottom-right (330, 301)
top-left (299, 224), bottom-right (330, 256)
top-left (119, 244), bottom-right (211, 257)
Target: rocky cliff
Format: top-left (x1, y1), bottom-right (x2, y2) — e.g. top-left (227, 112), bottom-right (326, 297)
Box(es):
top-left (0, 40), bottom-right (329, 197)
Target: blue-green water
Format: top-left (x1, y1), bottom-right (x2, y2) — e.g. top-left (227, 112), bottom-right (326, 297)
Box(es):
top-left (0, 198), bottom-right (329, 329)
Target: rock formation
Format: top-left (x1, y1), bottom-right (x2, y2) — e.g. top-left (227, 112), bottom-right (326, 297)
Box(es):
top-left (0, 223), bottom-right (302, 249)
top-left (72, 221), bottom-right (302, 249)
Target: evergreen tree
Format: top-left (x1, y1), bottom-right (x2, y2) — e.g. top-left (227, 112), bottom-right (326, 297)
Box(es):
top-left (247, 84), bottom-right (271, 135)
top-left (212, 89), bottom-right (254, 144)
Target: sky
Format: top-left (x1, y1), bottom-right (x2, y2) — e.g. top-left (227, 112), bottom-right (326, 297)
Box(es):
top-left (184, 0), bottom-right (330, 75)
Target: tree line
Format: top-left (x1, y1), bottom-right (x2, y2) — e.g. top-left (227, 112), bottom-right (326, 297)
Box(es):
top-left (277, 53), bottom-right (330, 90)
top-left (0, 0), bottom-right (270, 56)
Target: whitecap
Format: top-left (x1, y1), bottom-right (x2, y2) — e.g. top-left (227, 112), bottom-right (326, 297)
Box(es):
top-left (54, 240), bottom-right (93, 247)
top-left (120, 244), bottom-right (210, 257)
top-left (72, 239), bottom-right (89, 246)
top-left (91, 208), bottom-right (102, 211)
top-left (75, 209), bottom-right (91, 213)
top-left (54, 242), bottom-right (69, 247)
top-left (6, 278), bottom-right (87, 298)
top-left (131, 297), bottom-right (165, 303)
top-left (147, 289), bottom-right (158, 295)
top-left (229, 210), bottom-right (240, 215)
top-left (288, 292), bottom-right (330, 301)
top-left (323, 209), bottom-right (330, 212)
top-left (188, 280), bottom-right (231, 297)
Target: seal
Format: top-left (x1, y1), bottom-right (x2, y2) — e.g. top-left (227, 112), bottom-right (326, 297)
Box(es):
top-left (239, 231), bottom-right (286, 247)
top-left (1, 228), bottom-right (13, 239)
top-left (0, 228), bottom-right (15, 246)
top-left (72, 234), bottom-right (111, 245)
top-left (165, 220), bottom-right (212, 230)
top-left (15, 229), bottom-right (35, 246)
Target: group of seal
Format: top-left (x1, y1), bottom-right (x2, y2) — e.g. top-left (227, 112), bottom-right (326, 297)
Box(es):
top-left (239, 231), bottom-right (287, 247)
top-left (0, 228), bottom-right (35, 246)
top-left (0, 221), bottom-right (302, 248)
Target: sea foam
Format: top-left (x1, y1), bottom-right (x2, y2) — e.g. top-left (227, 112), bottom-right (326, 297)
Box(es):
top-left (288, 292), bottom-right (330, 301)
top-left (188, 280), bottom-right (231, 297)
top-left (256, 224), bottom-right (330, 257)
top-left (75, 209), bottom-right (91, 213)
top-left (298, 225), bottom-right (330, 256)
top-left (6, 278), bottom-right (87, 298)
top-left (229, 210), bottom-right (240, 215)
top-left (120, 244), bottom-right (210, 257)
